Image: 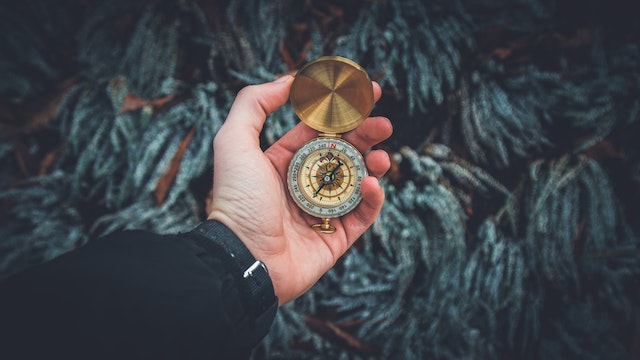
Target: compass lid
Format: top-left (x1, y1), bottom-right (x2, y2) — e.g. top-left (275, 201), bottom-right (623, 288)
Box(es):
top-left (290, 56), bottom-right (374, 134)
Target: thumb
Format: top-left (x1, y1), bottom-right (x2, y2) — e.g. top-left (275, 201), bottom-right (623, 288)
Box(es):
top-left (218, 75), bottom-right (294, 150)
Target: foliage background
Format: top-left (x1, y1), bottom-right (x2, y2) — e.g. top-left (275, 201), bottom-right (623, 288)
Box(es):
top-left (1, 0), bottom-right (639, 358)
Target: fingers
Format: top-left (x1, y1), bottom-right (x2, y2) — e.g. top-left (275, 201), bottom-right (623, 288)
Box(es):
top-left (365, 149), bottom-right (391, 178)
top-left (216, 75), bottom-right (294, 152)
top-left (342, 116), bottom-right (393, 154)
top-left (372, 81), bottom-right (383, 103)
top-left (341, 176), bottom-right (385, 242)
top-left (340, 147), bottom-right (390, 243)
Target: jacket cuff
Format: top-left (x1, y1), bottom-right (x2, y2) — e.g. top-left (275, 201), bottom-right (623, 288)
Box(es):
top-left (189, 220), bottom-right (278, 346)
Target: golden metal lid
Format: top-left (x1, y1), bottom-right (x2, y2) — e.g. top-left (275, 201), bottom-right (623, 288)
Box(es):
top-left (290, 56), bottom-right (374, 134)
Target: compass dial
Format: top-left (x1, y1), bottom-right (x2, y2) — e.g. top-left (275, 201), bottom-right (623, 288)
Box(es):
top-left (288, 137), bottom-right (367, 219)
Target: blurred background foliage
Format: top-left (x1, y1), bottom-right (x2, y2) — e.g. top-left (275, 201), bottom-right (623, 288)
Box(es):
top-left (1, 0), bottom-right (639, 358)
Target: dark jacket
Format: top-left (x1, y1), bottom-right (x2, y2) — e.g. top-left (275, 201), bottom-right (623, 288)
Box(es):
top-left (0, 223), bottom-right (277, 359)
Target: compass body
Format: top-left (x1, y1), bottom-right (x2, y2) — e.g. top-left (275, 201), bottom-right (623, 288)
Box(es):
top-left (287, 56), bottom-right (374, 233)
top-left (288, 137), bottom-right (367, 219)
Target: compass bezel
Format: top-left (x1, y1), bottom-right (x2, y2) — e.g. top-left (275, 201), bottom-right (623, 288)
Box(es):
top-left (287, 137), bottom-right (367, 219)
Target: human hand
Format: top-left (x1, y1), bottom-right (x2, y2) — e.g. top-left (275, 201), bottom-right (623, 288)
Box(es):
top-left (208, 75), bottom-right (392, 304)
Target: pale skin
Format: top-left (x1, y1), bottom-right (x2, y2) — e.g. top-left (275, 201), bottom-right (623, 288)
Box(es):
top-left (208, 75), bottom-right (392, 305)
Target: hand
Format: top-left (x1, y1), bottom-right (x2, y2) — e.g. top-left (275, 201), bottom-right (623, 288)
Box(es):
top-left (208, 75), bottom-right (392, 304)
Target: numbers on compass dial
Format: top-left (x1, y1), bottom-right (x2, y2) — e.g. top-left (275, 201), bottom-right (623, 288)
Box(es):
top-left (287, 137), bottom-right (367, 218)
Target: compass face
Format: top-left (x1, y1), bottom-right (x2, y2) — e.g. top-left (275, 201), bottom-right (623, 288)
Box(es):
top-left (288, 137), bottom-right (367, 218)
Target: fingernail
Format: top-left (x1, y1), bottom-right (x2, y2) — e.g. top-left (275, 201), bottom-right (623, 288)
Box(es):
top-left (274, 74), bottom-right (293, 83)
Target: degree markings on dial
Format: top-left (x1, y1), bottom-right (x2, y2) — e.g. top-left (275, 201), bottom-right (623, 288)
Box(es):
top-left (288, 137), bottom-right (366, 217)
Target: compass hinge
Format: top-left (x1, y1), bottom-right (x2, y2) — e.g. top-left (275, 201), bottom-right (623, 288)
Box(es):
top-left (319, 132), bottom-right (341, 139)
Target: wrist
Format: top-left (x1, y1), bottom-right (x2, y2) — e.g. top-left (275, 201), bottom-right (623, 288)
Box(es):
top-left (206, 210), bottom-right (273, 261)
top-left (189, 220), bottom-right (278, 342)
top-left (208, 208), bottom-right (301, 305)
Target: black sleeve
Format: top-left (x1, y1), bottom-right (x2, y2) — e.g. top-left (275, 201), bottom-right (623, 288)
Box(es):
top-left (0, 221), bottom-right (277, 360)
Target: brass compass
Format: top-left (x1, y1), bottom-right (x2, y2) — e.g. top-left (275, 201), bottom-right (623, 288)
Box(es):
top-left (287, 56), bottom-right (374, 234)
